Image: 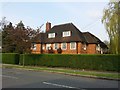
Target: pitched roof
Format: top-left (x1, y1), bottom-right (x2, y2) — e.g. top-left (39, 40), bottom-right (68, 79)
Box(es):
top-left (83, 32), bottom-right (107, 48)
top-left (32, 23), bottom-right (107, 48)
top-left (82, 32), bottom-right (100, 44)
top-left (42, 23), bottom-right (86, 43)
top-left (31, 33), bottom-right (44, 43)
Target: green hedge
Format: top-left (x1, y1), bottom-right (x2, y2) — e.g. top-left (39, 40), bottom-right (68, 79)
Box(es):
top-left (2, 53), bottom-right (20, 64)
top-left (20, 54), bottom-right (120, 72)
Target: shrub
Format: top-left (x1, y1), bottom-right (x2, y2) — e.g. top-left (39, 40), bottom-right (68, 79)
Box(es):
top-left (2, 53), bottom-right (19, 64)
top-left (19, 54), bottom-right (120, 72)
top-left (57, 48), bottom-right (62, 54)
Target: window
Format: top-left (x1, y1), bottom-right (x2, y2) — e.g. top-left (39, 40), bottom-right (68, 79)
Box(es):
top-left (70, 42), bottom-right (76, 50)
top-left (46, 44), bottom-right (51, 50)
top-left (83, 44), bottom-right (87, 50)
top-left (96, 44), bottom-right (100, 51)
top-left (61, 43), bottom-right (67, 50)
top-left (53, 43), bottom-right (59, 50)
top-left (63, 31), bottom-right (71, 37)
top-left (42, 45), bottom-right (45, 50)
top-left (48, 33), bottom-right (55, 38)
top-left (32, 43), bottom-right (36, 50)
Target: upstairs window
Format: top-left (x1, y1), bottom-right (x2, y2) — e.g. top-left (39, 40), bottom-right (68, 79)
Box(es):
top-left (48, 33), bottom-right (55, 38)
top-left (63, 31), bottom-right (71, 37)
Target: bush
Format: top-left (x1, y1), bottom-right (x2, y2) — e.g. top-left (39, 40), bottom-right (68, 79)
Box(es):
top-left (19, 54), bottom-right (120, 72)
top-left (2, 53), bottom-right (20, 64)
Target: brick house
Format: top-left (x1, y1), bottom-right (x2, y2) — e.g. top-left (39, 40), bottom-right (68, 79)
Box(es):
top-left (31, 22), bottom-right (108, 54)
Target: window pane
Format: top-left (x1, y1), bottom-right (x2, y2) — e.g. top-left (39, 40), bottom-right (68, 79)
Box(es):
top-left (62, 43), bottom-right (67, 49)
top-left (54, 43), bottom-right (58, 49)
top-left (63, 31), bottom-right (71, 37)
top-left (46, 44), bottom-right (51, 50)
top-left (48, 33), bottom-right (55, 38)
top-left (32, 43), bottom-right (36, 50)
top-left (70, 42), bottom-right (76, 49)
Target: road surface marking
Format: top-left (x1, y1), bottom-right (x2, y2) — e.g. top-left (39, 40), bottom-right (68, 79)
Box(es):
top-left (43, 81), bottom-right (79, 89)
top-left (0, 75), bottom-right (18, 79)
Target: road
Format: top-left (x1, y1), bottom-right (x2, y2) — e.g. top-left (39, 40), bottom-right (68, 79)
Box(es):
top-left (1, 68), bottom-right (119, 89)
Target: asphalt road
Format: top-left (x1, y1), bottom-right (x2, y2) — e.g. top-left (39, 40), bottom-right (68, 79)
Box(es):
top-left (1, 68), bottom-right (119, 89)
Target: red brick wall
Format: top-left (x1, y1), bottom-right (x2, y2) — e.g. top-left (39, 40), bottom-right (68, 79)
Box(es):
top-left (61, 43), bottom-right (77, 54)
top-left (32, 44), bottom-right (41, 54)
top-left (41, 43), bottom-right (78, 54)
top-left (87, 44), bottom-right (96, 54)
top-left (77, 42), bottom-right (82, 54)
top-left (31, 43), bottom-right (97, 54)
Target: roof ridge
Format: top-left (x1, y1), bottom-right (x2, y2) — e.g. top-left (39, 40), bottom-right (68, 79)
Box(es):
top-left (54, 22), bottom-right (73, 27)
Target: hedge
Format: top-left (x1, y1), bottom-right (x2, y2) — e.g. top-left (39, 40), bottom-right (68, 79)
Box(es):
top-left (2, 53), bottom-right (19, 64)
top-left (19, 54), bottom-right (120, 72)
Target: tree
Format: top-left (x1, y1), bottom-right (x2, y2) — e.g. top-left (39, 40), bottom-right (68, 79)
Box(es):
top-left (102, 1), bottom-right (120, 54)
top-left (0, 17), bottom-right (9, 30)
top-left (16, 21), bottom-right (25, 30)
top-left (2, 21), bottom-right (39, 54)
top-left (103, 40), bottom-right (110, 53)
top-left (0, 31), bottom-right (2, 53)
top-left (2, 22), bottom-right (15, 53)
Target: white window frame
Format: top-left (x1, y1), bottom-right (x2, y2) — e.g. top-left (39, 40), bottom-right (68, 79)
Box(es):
top-left (32, 43), bottom-right (37, 50)
top-left (62, 31), bottom-right (71, 37)
top-left (61, 43), bottom-right (67, 50)
top-left (42, 45), bottom-right (45, 50)
top-left (70, 42), bottom-right (76, 50)
top-left (83, 44), bottom-right (87, 50)
top-left (96, 44), bottom-right (100, 51)
top-left (48, 33), bottom-right (55, 38)
top-left (53, 43), bottom-right (59, 50)
top-left (46, 44), bottom-right (51, 50)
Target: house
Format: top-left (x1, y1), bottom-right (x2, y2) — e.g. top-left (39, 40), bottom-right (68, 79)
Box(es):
top-left (31, 22), bottom-right (108, 54)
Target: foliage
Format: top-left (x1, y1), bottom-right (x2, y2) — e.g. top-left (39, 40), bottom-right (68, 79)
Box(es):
top-left (2, 21), bottom-right (39, 54)
top-left (103, 40), bottom-right (110, 53)
top-left (102, 1), bottom-right (120, 54)
top-left (0, 31), bottom-right (2, 53)
top-left (19, 54), bottom-right (120, 72)
top-left (2, 53), bottom-right (19, 64)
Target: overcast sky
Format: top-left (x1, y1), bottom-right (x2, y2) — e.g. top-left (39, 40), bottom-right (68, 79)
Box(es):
top-left (1, 0), bottom-right (110, 41)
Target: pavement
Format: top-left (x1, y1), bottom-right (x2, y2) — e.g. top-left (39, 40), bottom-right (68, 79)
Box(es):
top-left (1, 68), bottom-right (119, 89)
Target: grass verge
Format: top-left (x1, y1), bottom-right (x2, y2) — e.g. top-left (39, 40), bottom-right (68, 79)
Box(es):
top-left (2, 64), bottom-right (120, 80)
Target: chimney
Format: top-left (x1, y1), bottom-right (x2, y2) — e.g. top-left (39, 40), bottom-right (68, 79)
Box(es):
top-left (46, 22), bottom-right (51, 32)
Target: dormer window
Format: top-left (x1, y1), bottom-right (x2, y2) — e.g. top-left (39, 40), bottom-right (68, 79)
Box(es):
top-left (48, 33), bottom-right (55, 38)
top-left (63, 31), bottom-right (71, 37)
